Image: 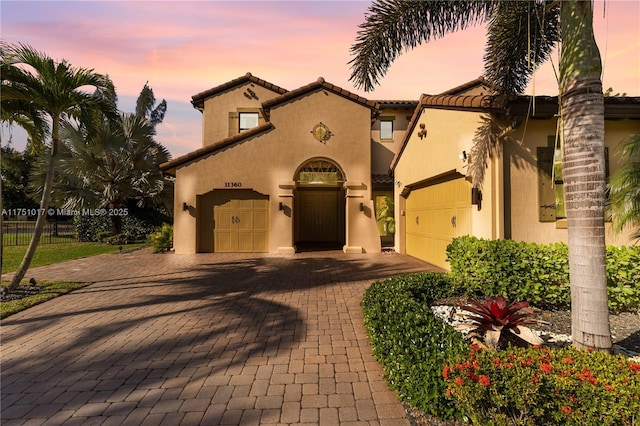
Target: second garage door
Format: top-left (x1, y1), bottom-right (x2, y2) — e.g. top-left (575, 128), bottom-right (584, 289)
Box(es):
top-left (405, 178), bottom-right (471, 269)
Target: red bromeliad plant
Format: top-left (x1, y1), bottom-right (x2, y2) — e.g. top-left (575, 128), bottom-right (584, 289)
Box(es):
top-left (460, 295), bottom-right (543, 350)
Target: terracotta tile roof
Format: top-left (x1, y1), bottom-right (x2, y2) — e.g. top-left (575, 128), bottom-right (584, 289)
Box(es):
top-left (376, 100), bottom-right (419, 109)
top-left (261, 77), bottom-right (379, 120)
top-left (372, 174), bottom-right (394, 185)
top-left (439, 77), bottom-right (492, 95)
top-left (191, 72), bottom-right (288, 109)
top-left (160, 123), bottom-right (274, 176)
top-left (390, 93), bottom-right (640, 172)
top-left (419, 94), bottom-right (513, 111)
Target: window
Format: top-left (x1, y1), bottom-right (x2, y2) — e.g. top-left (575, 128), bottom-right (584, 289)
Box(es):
top-left (239, 112), bottom-right (259, 132)
top-left (537, 135), bottom-right (609, 223)
top-left (380, 120), bottom-right (393, 140)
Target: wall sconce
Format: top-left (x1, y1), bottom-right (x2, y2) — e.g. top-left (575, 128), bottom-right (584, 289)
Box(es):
top-left (182, 202), bottom-right (189, 211)
top-left (418, 123), bottom-right (427, 139)
top-left (279, 202), bottom-right (284, 211)
top-left (359, 202), bottom-right (364, 212)
top-left (471, 187), bottom-right (482, 207)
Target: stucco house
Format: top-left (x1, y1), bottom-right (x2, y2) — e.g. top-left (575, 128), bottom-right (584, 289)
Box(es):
top-left (392, 79), bottom-right (640, 269)
top-left (161, 74), bottom-right (639, 267)
top-left (160, 73), bottom-right (415, 254)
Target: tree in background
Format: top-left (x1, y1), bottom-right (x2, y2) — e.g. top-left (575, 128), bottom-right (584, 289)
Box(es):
top-left (136, 81), bottom-right (167, 126)
top-left (31, 83), bottom-right (172, 237)
top-left (1, 143), bottom-right (38, 212)
top-left (43, 113), bottom-right (170, 235)
top-left (350, 0), bottom-right (612, 352)
top-left (610, 134), bottom-right (640, 241)
top-left (1, 41), bottom-right (117, 292)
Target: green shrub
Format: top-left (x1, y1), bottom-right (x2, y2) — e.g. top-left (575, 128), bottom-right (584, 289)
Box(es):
top-left (102, 233), bottom-right (132, 245)
top-left (75, 213), bottom-right (160, 242)
top-left (121, 214), bottom-right (160, 241)
top-left (362, 272), bottom-right (468, 419)
top-left (95, 230), bottom-right (112, 242)
top-left (606, 245), bottom-right (640, 311)
top-left (75, 215), bottom-right (111, 242)
top-left (149, 223), bottom-right (173, 253)
top-left (446, 236), bottom-right (640, 312)
top-left (444, 345), bottom-right (640, 425)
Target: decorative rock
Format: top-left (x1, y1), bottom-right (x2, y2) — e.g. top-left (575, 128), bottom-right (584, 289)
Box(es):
top-left (431, 305), bottom-right (640, 360)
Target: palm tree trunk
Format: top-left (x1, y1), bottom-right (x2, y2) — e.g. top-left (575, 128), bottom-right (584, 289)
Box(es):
top-left (7, 120), bottom-right (59, 291)
top-left (560, 0), bottom-right (612, 352)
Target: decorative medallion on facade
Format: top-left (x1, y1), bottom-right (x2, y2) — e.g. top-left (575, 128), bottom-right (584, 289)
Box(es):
top-left (311, 122), bottom-right (333, 143)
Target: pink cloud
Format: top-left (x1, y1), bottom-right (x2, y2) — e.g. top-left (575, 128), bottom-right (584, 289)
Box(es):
top-left (2, 0), bottom-right (638, 157)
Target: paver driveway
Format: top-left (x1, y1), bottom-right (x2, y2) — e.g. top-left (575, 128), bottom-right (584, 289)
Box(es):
top-left (1, 249), bottom-right (438, 425)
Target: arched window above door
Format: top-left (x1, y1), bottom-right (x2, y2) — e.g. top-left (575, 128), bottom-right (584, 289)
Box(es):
top-left (295, 158), bottom-right (345, 186)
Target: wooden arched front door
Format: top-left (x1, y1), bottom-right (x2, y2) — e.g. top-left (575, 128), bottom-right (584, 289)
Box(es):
top-left (294, 158), bottom-right (345, 250)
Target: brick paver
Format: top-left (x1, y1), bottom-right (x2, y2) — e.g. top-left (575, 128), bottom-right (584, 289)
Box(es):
top-left (1, 249), bottom-right (439, 425)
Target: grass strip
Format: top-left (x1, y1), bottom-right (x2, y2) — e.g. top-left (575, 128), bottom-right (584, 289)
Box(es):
top-left (1, 281), bottom-right (90, 319)
top-left (2, 242), bottom-right (146, 274)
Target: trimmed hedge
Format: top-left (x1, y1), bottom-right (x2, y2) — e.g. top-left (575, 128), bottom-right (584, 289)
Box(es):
top-left (362, 272), bottom-right (468, 419)
top-left (446, 236), bottom-right (640, 312)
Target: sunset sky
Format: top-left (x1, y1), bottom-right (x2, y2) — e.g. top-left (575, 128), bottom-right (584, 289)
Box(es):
top-left (2, 0), bottom-right (639, 158)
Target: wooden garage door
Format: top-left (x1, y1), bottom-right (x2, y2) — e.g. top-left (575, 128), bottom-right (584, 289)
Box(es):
top-left (214, 194), bottom-right (268, 252)
top-left (405, 178), bottom-right (471, 269)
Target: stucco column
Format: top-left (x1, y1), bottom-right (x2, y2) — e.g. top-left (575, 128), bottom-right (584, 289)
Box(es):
top-left (343, 182), bottom-right (365, 253)
top-left (277, 182), bottom-right (296, 253)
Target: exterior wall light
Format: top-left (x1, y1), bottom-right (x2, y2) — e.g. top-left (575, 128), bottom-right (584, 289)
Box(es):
top-left (279, 202), bottom-right (284, 211)
top-left (472, 187), bottom-right (482, 210)
top-left (359, 202), bottom-right (364, 212)
top-left (418, 123), bottom-right (427, 139)
top-left (182, 202), bottom-right (189, 211)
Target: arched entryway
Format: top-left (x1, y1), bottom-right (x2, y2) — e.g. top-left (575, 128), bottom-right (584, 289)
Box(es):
top-left (294, 158), bottom-right (346, 251)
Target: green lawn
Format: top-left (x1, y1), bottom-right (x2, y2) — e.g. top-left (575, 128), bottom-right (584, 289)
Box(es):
top-left (2, 241), bottom-right (147, 274)
top-left (1, 241), bottom-right (147, 318)
top-left (1, 281), bottom-right (91, 319)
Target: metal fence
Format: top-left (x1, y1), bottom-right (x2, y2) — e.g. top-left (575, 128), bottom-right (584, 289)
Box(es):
top-left (2, 221), bottom-right (79, 246)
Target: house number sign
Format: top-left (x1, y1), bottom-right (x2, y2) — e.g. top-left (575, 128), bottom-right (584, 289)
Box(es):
top-left (224, 182), bottom-right (243, 188)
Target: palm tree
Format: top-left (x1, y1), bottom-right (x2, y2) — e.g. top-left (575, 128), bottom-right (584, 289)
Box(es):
top-left (610, 134), bottom-right (640, 241)
top-left (0, 41), bottom-right (116, 291)
top-left (40, 113), bottom-right (171, 236)
top-left (350, 0), bottom-right (611, 352)
top-left (1, 58), bottom-right (48, 286)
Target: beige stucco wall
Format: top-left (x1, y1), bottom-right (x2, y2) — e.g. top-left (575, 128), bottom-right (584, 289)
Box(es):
top-left (173, 88), bottom-right (381, 254)
top-left (201, 82), bottom-right (283, 146)
top-left (394, 107), bottom-right (639, 257)
top-left (393, 108), bottom-right (502, 254)
top-left (371, 107), bottom-right (413, 174)
top-left (506, 117), bottom-right (640, 246)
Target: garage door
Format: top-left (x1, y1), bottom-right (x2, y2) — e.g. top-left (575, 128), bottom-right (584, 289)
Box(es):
top-left (214, 193), bottom-right (269, 252)
top-left (405, 178), bottom-right (471, 269)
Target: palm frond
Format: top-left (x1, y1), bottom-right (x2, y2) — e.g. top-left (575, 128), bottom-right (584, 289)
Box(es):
top-left (468, 114), bottom-right (506, 188)
top-left (349, 0), bottom-right (496, 91)
top-left (35, 111), bottom-right (171, 211)
top-left (609, 134), bottom-right (640, 240)
top-left (483, 1), bottom-right (560, 95)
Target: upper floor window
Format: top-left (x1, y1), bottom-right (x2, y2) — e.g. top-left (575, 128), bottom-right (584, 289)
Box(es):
top-left (380, 120), bottom-right (393, 140)
top-left (239, 112), bottom-right (259, 132)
